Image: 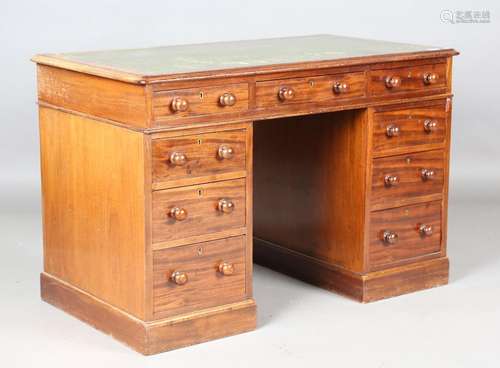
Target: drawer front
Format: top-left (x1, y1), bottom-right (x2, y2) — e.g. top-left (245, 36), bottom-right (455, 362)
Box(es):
top-left (152, 83), bottom-right (248, 121)
top-left (153, 236), bottom-right (246, 318)
top-left (371, 150), bottom-right (445, 210)
top-left (369, 63), bottom-right (447, 97)
top-left (255, 72), bottom-right (366, 108)
top-left (373, 103), bottom-right (447, 155)
top-left (152, 179), bottom-right (246, 244)
top-left (369, 202), bottom-right (442, 270)
top-left (152, 130), bottom-right (246, 186)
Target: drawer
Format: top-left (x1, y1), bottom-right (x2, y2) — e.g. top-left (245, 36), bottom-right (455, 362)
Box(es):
top-left (152, 83), bottom-right (248, 122)
top-left (153, 236), bottom-right (247, 318)
top-left (371, 150), bottom-right (445, 210)
top-left (369, 63), bottom-right (447, 97)
top-left (372, 103), bottom-right (447, 155)
top-left (369, 202), bottom-right (442, 270)
top-left (152, 130), bottom-right (246, 187)
top-left (152, 179), bottom-right (246, 244)
top-left (255, 72), bottom-right (365, 108)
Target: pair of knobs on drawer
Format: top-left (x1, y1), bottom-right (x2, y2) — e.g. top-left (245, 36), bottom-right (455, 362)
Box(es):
top-left (171, 93), bottom-right (237, 112)
top-left (384, 169), bottom-right (436, 186)
top-left (169, 198), bottom-right (235, 221)
top-left (386, 119), bottom-right (438, 137)
top-left (169, 145), bottom-right (234, 166)
top-left (382, 224), bottom-right (433, 244)
top-left (170, 262), bottom-right (235, 285)
top-left (384, 72), bottom-right (438, 89)
top-left (278, 81), bottom-right (349, 102)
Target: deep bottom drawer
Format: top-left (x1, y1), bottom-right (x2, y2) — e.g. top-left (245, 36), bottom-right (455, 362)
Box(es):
top-left (369, 202), bottom-right (442, 270)
top-left (153, 236), bottom-right (247, 318)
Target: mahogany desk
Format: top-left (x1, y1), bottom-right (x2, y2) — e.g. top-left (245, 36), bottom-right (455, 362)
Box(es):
top-left (33, 35), bottom-right (458, 354)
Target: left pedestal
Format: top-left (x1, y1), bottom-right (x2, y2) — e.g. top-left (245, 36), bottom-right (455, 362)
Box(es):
top-left (38, 103), bottom-right (255, 354)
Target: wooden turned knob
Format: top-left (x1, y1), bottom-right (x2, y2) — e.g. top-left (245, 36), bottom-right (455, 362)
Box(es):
top-left (333, 81), bottom-right (349, 94)
top-left (171, 271), bottom-right (188, 285)
top-left (386, 125), bottom-right (400, 137)
top-left (383, 230), bottom-right (398, 245)
top-left (421, 169), bottom-right (435, 181)
top-left (218, 262), bottom-right (234, 276)
top-left (171, 97), bottom-right (189, 112)
top-left (384, 175), bottom-right (399, 187)
top-left (278, 86), bottom-right (295, 101)
top-left (423, 72), bottom-right (439, 85)
top-left (217, 198), bottom-right (235, 214)
top-left (169, 152), bottom-right (187, 166)
top-left (385, 76), bottom-right (401, 89)
top-left (219, 93), bottom-right (237, 107)
top-left (424, 119), bottom-right (438, 133)
top-left (169, 207), bottom-right (188, 221)
top-left (217, 145), bottom-right (234, 160)
top-left (419, 224), bottom-right (433, 236)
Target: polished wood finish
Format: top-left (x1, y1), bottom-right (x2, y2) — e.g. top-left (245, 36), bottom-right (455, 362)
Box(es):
top-left (369, 62), bottom-right (447, 96)
top-left (369, 201), bottom-right (442, 270)
top-left (370, 149), bottom-right (445, 210)
top-left (363, 257), bottom-right (449, 302)
top-left (153, 236), bottom-right (246, 318)
top-left (36, 59), bottom-right (456, 132)
top-left (152, 179), bottom-right (246, 243)
top-left (39, 107), bottom-right (148, 319)
top-left (37, 65), bottom-right (149, 128)
top-left (372, 101), bottom-right (447, 155)
top-left (152, 130), bottom-right (246, 189)
top-left (34, 35), bottom-right (457, 354)
top-left (254, 238), bottom-right (449, 302)
top-left (253, 98), bottom-right (451, 295)
top-left (254, 110), bottom-right (369, 273)
top-left (256, 72), bottom-right (365, 108)
top-left (41, 272), bottom-right (256, 355)
top-left (153, 83), bottom-right (249, 123)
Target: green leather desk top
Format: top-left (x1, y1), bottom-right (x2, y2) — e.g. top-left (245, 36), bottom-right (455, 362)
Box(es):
top-left (34, 34), bottom-right (454, 83)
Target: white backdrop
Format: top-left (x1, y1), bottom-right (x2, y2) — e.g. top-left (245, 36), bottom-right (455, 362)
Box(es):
top-left (1, 1), bottom-right (500, 367)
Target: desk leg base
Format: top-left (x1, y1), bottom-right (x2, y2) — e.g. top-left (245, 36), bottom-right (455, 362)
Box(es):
top-left (254, 238), bottom-right (449, 302)
top-left (40, 272), bottom-right (257, 355)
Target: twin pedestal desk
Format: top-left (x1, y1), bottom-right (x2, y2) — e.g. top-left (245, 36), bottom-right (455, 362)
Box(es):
top-left (33, 35), bottom-right (458, 354)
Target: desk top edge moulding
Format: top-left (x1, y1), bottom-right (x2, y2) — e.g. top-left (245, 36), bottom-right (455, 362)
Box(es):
top-left (33, 34), bottom-right (458, 83)
top-left (34, 34), bottom-right (458, 354)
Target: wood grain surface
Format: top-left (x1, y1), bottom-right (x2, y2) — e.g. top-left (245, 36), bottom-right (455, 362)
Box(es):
top-left (39, 107), bottom-right (148, 318)
top-left (152, 129), bottom-right (246, 188)
top-left (254, 110), bottom-right (369, 273)
top-left (369, 62), bottom-right (447, 96)
top-left (37, 65), bottom-right (149, 128)
top-left (370, 149), bottom-right (445, 210)
top-left (255, 72), bottom-right (366, 108)
top-left (41, 272), bottom-right (256, 355)
top-left (153, 236), bottom-right (246, 318)
top-left (372, 101), bottom-right (447, 155)
top-left (153, 83), bottom-right (249, 123)
top-left (363, 257), bottom-right (449, 302)
top-left (34, 40), bottom-right (457, 353)
top-left (254, 238), bottom-right (449, 302)
top-left (152, 179), bottom-right (246, 244)
top-left (369, 201), bottom-right (442, 270)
